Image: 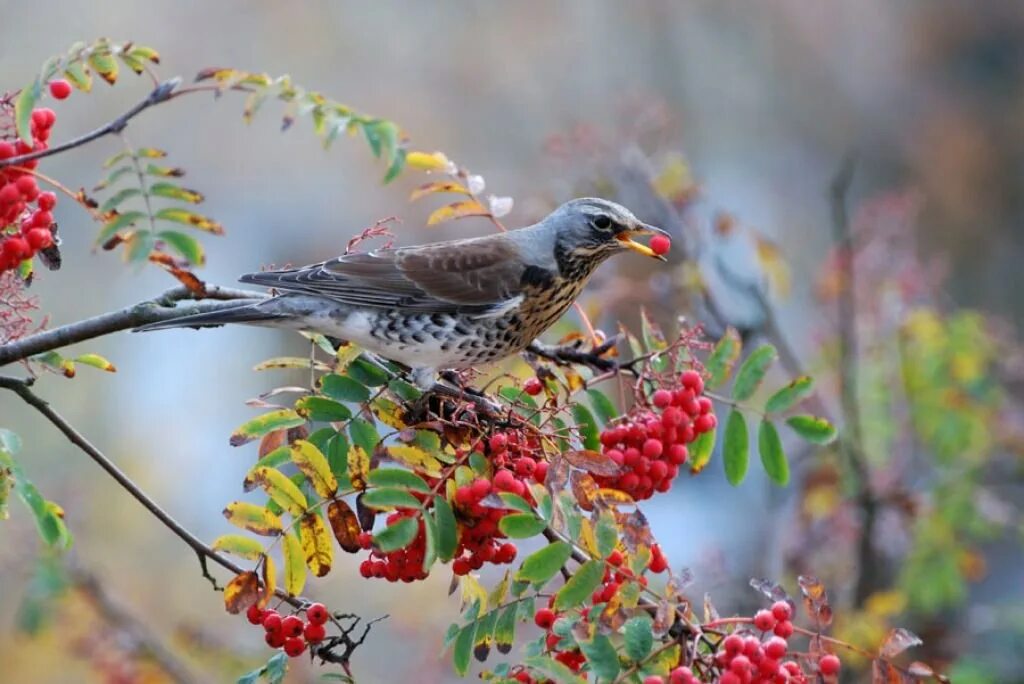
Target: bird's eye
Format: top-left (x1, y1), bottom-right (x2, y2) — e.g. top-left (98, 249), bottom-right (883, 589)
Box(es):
top-left (593, 215), bottom-right (612, 231)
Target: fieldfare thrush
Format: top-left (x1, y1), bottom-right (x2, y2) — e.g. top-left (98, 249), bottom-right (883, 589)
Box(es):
top-left (138, 198), bottom-right (668, 387)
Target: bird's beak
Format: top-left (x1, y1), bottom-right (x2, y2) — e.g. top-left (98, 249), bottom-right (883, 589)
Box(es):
top-left (615, 223), bottom-right (670, 261)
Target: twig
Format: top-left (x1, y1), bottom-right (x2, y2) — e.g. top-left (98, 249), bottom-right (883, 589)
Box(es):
top-left (827, 157), bottom-right (880, 604)
top-left (0, 375), bottom-right (299, 610)
top-left (525, 337), bottom-right (621, 372)
top-left (70, 564), bottom-right (206, 684)
top-left (0, 284), bottom-right (262, 366)
top-left (0, 79), bottom-right (183, 170)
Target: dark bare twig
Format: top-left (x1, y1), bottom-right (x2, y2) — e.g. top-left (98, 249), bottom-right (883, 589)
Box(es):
top-left (525, 337), bottom-right (622, 372)
top-left (827, 157), bottom-right (881, 604)
top-left (0, 79), bottom-right (183, 170)
top-left (0, 284), bottom-right (262, 367)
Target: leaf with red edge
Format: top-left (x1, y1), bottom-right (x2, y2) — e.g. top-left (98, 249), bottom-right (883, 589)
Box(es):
top-left (563, 450), bottom-right (624, 477)
top-left (616, 509), bottom-right (654, 552)
top-left (570, 471), bottom-right (599, 512)
top-left (797, 574), bottom-right (833, 627)
top-left (223, 571), bottom-right (260, 614)
top-left (879, 627), bottom-right (923, 659)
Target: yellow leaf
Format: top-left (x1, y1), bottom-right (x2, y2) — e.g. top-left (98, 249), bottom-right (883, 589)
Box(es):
top-left (253, 356), bottom-right (331, 372)
top-left (290, 440), bottom-right (338, 498)
top-left (427, 200), bottom-right (488, 227)
top-left (594, 488), bottom-right (636, 506)
top-left (405, 150), bottom-right (450, 171)
top-left (211, 534), bottom-right (265, 560)
top-left (652, 152), bottom-right (696, 202)
top-left (864, 590), bottom-right (907, 617)
top-left (281, 532), bottom-right (307, 596)
top-left (299, 513), bottom-right (334, 577)
top-left (335, 342), bottom-right (361, 371)
top-left (410, 181), bottom-right (469, 201)
top-left (371, 397), bottom-right (407, 430)
top-left (73, 353), bottom-right (117, 372)
top-left (327, 499), bottom-right (362, 553)
top-left (578, 517), bottom-right (599, 558)
top-left (348, 445), bottom-right (370, 491)
top-left (223, 502), bottom-right (283, 536)
top-left (244, 467), bottom-right (308, 517)
top-left (260, 553), bottom-right (277, 608)
top-left (386, 445), bottom-right (444, 478)
top-left (223, 571), bottom-right (260, 614)
top-left (460, 574), bottom-right (488, 617)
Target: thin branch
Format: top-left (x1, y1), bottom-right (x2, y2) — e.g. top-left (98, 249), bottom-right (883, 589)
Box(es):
top-left (0, 284), bottom-right (262, 367)
top-left (0, 375), bottom-right (302, 609)
top-left (0, 78), bottom-right (183, 170)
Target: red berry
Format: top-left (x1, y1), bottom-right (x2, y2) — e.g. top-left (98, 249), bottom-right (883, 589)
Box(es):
top-left (729, 655), bottom-right (751, 674)
top-left (652, 389), bottom-right (673, 408)
top-left (31, 210), bottom-right (52, 228)
top-left (493, 469), bottom-right (517, 492)
top-left (283, 636), bottom-right (306, 657)
top-left (246, 603), bottom-right (265, 625)
top-left (281, 615), bottom-right (304, 638)
top-left (693, 413), bottom-right (716, 434)
top-left (37, 191), bottom-right (56, 210)
top-left (667, 444), bottom-right (688, 464)
top-left (452, 558), bottom-right (471, 575)
top-left (819, 654), bottom-right (841, 675)
top-left (773, 620), bottom-right (794, 638)
top-left (0, 142), bottom-right (14, 159)
top-left (0, 184), bottom-right (19, 205)
top-left (669, 667), bottom-right (694, 684)
top-left (719, 672), bottom-right (740, 684)
top-left (496, 542), bottom-right (517, 564)
top-left (534, 608), bottom-right (556, 630)
top-left (265, 630), bottom-right (286, 648)
top-left (30, 108), bottom-right (56, 130)
top-left (515, 456), bottom-right (537, 477)
top-left (643, 676), bottom-right (665, 684)
top-left (306, 602), bottom-right (329, 625)
top-left (723, 634), bottom-right (743, 654)
top-left (642, 438), bottom-right (663, 459)
top-left (470, 478), bottom-right (492, 500)
top-left (262, 612), bottom-right (282, 633)
top-left (489, 433), bottom-right (508, 452)
top-left (649, 234), bottom-right (671, 256)
top-left (304, 622), bottom-right (326, 643)
top-left (680, 370), bottom-right (704, 393)
top-left (523, 377), bottom-right (543, 396)
top-left (3, 237), bottom-right (30, 261)
top-left (697, 396), bottom-right (713, 414)
top-left (533, 460), bottom-right (548, 484)
top-left (15, 175), bottom-right (37, 198)
top-left (49, 79), bottom-right (72, 100)
top-left (607, 549), bottom-right (624, 566)
top-left (770, 600), bottom-right (792, 622)
top-left (754, 609), bottom-right (777, 632)
top-left (765, 636), bottom-right (787, 659)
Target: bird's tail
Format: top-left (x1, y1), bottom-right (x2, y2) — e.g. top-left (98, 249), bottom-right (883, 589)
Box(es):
top-left (134, 302), bottom-right (289, 332)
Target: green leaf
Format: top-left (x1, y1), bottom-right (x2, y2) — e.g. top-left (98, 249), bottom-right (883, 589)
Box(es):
top-left (326, 433), bottom-right (350, 484)
top-left (595, 510), bottom-right (618, 558)
top-left (383, 147), bottom-right (406, 183)
top-left (148, 182), bottom-right (204, 203)
top-left (94, 165), bottom-right (134, 190)
top-left (433, 495), bottom-right (458, 562)
top-left (64, 61), bottom-right (92, 92)
top-left (153, 207), bottom-right (223, 234)
top-left (553, 560), bottom-right (604, 610)
top-left (211, 534), bottom-right (265, 560)
top-left (497, 492), bottom-right (534, 514)
top-left (99, 187), bottom-right (142, 213)
top-left (723, 409), bottom-right (749, 486)
top-left (522, 655), bottom-right (585, 684)
top-left (387, 378), bottom-right (421, 402)
top-left (786, 415), bottom-right (838, 445)
top-left (705, 327), bottom-right (741, 389)
top-left (494, 602), bottom-right (518, 654)
top-left (144, 163), bottom-right (185, 178)
top-left (578, 633), bottom-right (620, 681)
top-left (586, 389), bottom-right (618, 425)
top-left (732, 344), bottom-right (778, 401)
top-left (452, 622), bottom-right (477, 676)
top-left (758, 419), bottom-right (789, 485)
top-left (14, 79), bottom-right (41, 144)
top-left (126, 230), bottom-right (155, 263)
top-left (516, 542), bottom-right (572, 586)
top-left (367, 468), bottom-right (431, 492)
top-left (348, 417), bottom-right (380, 455)
top-left (96, 211), bottom-right (146, 243)
top-left (294, 396), bottom-right (351, 422)
top-left (346, 356), bottom-right (390, 386)
top-left (571, 404), bottom-right (600, 451)
top-left (688, 426), bottom-right (716, 474)
top-left (764, 375), bottom-right (814, 413)
top-left (87, 50), bottom-right (118, 84)
top-left (373, 515), bottom-right (418, 552)
top-left (0, 450), bottom-right (69, 549)
top-left (321, 374), bottom-right (370, 403)
top-left (623, 615), bottom-right (654, 661)
top-left (230, 409), bottom-right (305, 447)
top-left (421, 511), bottom-right (437, 573)
top-left (157, 230), bottom-right (205, 265)
top-left (361, 487), bottom-right (421, 510)
top-left (498, 513), bottom-right (547, 539)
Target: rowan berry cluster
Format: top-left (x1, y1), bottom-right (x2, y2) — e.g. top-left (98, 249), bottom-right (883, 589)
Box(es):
top-left (594, 369), bottom-right (716, 500)
top-left (245, 601), bottom-right (330, 659)
top-left (357, 510), bottom-right (431, 582)
top-left (0, 106), bottom-right (58, 273)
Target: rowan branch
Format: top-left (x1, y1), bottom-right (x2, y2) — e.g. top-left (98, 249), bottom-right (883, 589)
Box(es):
top-left (0, 78), bottom-right (184, 170)
top-left (0, 284), bottom-right (262, 367)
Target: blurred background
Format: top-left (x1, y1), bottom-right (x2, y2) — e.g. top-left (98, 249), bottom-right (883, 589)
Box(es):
top-left (1, 1), bottom-right (1022, 681)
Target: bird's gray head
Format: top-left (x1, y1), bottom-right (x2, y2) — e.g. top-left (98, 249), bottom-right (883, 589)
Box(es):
top-left (542, 198), bottom-right (669, 269)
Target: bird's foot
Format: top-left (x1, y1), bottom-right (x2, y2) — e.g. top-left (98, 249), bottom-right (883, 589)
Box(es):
top-left (525, 336), bottom-right (622, 372)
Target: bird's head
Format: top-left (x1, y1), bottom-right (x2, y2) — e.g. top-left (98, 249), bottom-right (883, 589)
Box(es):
top-left (545, 198), bottom-right (669, 268)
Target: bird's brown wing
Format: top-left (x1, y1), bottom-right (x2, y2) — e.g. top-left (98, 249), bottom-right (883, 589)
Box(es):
top-left (239, 236), bottom-right (528, 314)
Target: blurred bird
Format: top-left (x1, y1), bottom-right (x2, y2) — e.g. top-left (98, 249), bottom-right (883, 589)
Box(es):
top-left (138, 198), bottom-right (668, 387)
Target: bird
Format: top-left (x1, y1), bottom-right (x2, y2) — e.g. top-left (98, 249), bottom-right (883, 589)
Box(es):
top-left (138, 198), bottom-right (668, 388)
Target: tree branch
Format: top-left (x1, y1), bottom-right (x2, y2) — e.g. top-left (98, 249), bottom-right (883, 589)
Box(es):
top-left (0, 284), bottom-right (262, 367)
top-left (0, 79), bottom-right (184, 170)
